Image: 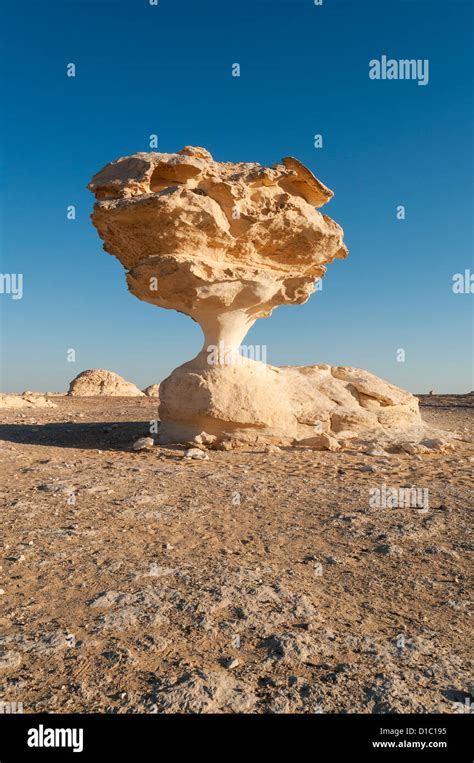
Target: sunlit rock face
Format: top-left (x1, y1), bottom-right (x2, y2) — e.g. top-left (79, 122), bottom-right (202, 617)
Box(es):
top-left (89, 146), bottom-right (347, 359)
top-left (68, 369), bottom-right (144, 397)
top-left (88, 147), bottom-right (436, 448)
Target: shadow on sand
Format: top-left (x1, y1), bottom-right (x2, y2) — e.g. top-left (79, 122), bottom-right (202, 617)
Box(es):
top-left (0, 421), bottom-right (154, 451)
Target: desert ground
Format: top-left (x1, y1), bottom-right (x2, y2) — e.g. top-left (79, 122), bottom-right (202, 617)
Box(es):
top-left (0, 394), bottom-right (472, 714)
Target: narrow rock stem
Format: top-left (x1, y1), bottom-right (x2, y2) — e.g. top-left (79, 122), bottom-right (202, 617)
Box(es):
top-left (194, 310), bottom-right (256, 367)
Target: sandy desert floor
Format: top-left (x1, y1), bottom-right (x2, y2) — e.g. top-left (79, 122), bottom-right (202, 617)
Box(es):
top-left (0, 395), bottom-right (472, 714)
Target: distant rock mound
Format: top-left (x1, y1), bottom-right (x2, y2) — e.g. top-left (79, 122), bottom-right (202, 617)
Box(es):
top-left (0, 394), bottom-right (57, 409)
top-left (68, 369), bottom-right (144, 397)
top-left (143, 384), bottom-right (160, 398)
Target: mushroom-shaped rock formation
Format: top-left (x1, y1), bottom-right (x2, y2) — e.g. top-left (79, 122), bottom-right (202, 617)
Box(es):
top-left (89, 146), bottom-right (347, 357)
top-left (68, 369), bottom-right (144, 397)
top-left (88, 147), bottom-right (436, 447)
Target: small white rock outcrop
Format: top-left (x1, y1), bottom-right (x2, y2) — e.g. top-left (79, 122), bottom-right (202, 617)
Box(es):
top-left (68, 369), bottom-right (144, 397)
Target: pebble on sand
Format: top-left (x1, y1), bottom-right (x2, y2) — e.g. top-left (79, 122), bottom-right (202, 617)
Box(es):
top-left (133, 437), bottom-right (155, 451)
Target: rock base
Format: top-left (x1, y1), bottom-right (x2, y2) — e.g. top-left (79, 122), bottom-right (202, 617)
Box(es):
top-left (158, 361), bottom-right (443, 449)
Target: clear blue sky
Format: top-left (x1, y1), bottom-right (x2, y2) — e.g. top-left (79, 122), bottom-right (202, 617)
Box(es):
top-left (1, 0), bottom-right (472, 393)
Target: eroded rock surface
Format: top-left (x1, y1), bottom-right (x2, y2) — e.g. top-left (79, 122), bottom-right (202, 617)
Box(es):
top-left (89, 146), bottom-right (347, 343)
top-left (68, 369), bottom-right (144, 397)
top-left (88, 147), bottom-right (443, 447)
top-left (0, 394), bottom-right (57, 409)
top-left (159, 362), bottom-right (434, 447)
top-left (143, 384), bottom-right (160, 398)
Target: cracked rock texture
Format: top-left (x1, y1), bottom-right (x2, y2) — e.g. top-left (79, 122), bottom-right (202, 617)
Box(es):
top-left (88, 147), bottom-right (440, 446)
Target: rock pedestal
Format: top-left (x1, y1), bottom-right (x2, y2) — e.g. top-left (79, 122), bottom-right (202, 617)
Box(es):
top-left (88, 146), bottom-right (436, 448)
